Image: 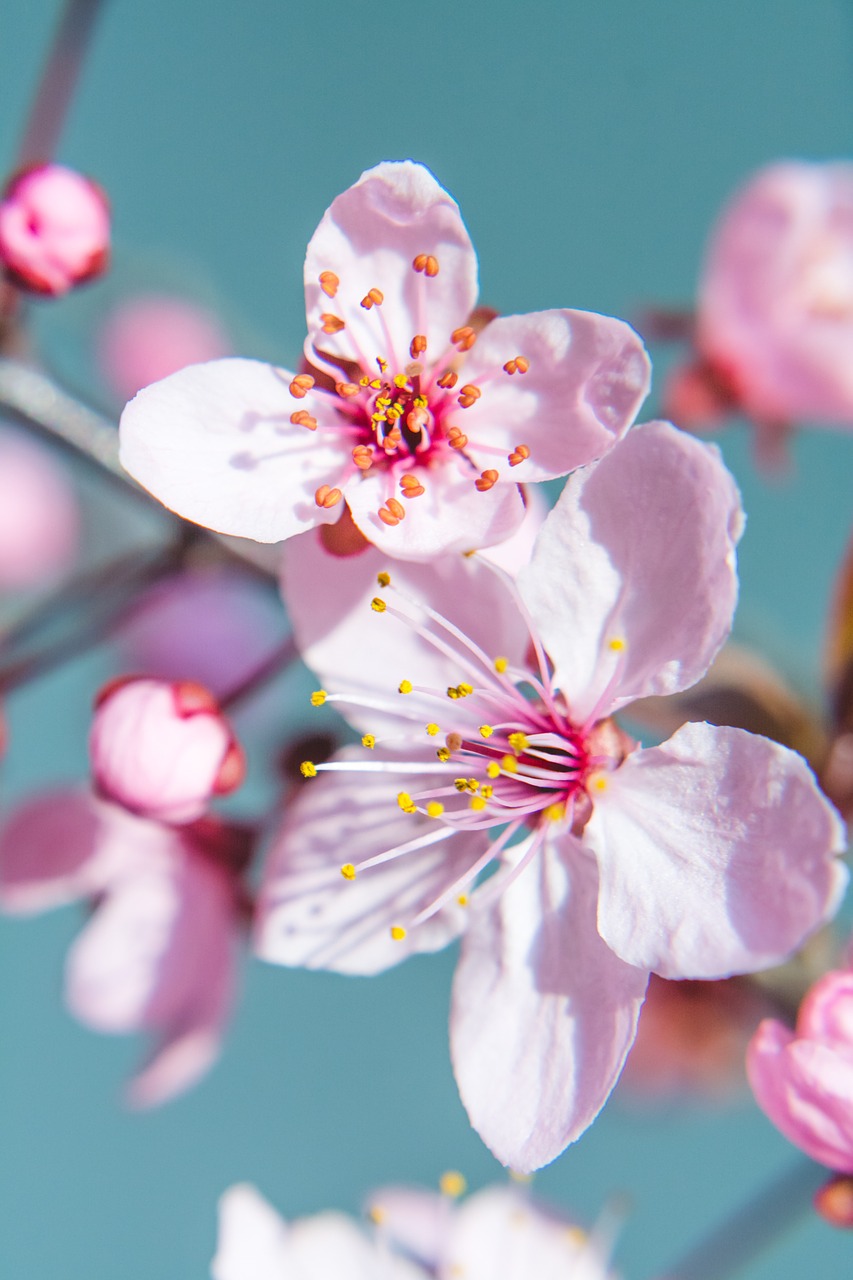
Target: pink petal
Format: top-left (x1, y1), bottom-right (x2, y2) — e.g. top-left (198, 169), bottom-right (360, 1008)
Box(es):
top-left (0, 430), bottom-right (79, 589)
top-left (119, 359), bottom-right (347, 542)
top-left (304, 161), bottom-right (478, 375)
top-left (256, 751), bottom-right (486, 975)
top-left (747, 1020), bottom-right (853, 1171)
top-left (588, 722), bottom-right (847, 979)
top-left (519, 420), bottom-right (743, 721)
top-left (797, 969), bottom-right (853, 1046)
top-left (450, 845), bottom-right (648, 1172)
top-left (213, 1184), bottom-right (292, 1280)
top-left (460, 310), bottom-right (650, 482)
top-left (287, 1215), bottom-right (426, 1280)
top-left (365, 1187), bottom-right (449, 1269)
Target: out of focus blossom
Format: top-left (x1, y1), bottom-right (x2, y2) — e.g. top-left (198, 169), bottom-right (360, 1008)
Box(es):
top-left (258, 421), bottom-right (845, 1171)
top-left (664, 162), bottom-right (853, 456)
top-left (97, 294), bottom-right (231, 403)
top-left (212, 1181), bottom-right (616, 1280)
top-left (748, 967), bottom-right (853, 1174)
top-left (0, 428), bottom-right (78, 588)
top-left (120, 160), bottom-right (650, 561)
top-left (0, 678), bottom-right (250, 1105)
top-left (0, 163), bottom-right (109, 296)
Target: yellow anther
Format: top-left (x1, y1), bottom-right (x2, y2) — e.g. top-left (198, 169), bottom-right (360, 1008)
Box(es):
top-left (426, 723), bottom-right (440, 737)
top-left (362, 734), bottom-right (376, 749)
top-left (466, 778), bottom-right (479, 792)
top-left (426, 801), bottom-right (445, 818)
top-left (590, 773), bottom-right (608, 792)
top-left (457, 682), bottom-right (474, 697)
top-left (368, 1204), bottom-right (387, 1225)
top-left (393, 373), bottom-right (409, 389)
top-left (436, 747), bottom-right (451, 762)
top-left (480, 785), bottom-right (493, 798)
top-left (310, 690), bottom-right (327, 707)
top-left (501, 755), bottom-right (519, 774)
top-left (454, 778), bottom-right (469, 792)
top-left (608, 636), bottom-right (626, 652)
top-left (486, 762), bottom-right (501, 779)
top-left (508, 732), bottom-right (529, 754)
top-left (494, 656), bottom-right (508, 674)
top-left (397, 791), bottom-right (414, 811)
top-left (398, 679), bottom-right (413, 695)
top-left (299, 761), bottom-right (317, 778)
top-left (390, 925), bottom-right (407, 941)
top-left (377, 571), bottom-right (391, 587)
top-left (544, 802), bottom-right (565, 822)
top-left (377, 357), bottom-right (388, 373)
top-left (470, 795), bottom-right (487, 812)
top-left (341, 862), bottom-right (357, 880)
top-left (446, 686), bottom-right (460, 700)
top-left (371, 597), bottom-right (387, 613)
top-left (479, 725), bottom-right (494, 738)
top-left (370, 378), bottom-right (382, 390)
top-left (457, 894), bottom-right (468, 907)
top-left (439, 1171), bottom-right (467, 1198)
top-left (359, 375), bottom-right (371, 387)
top-left (509, 1170), bottom-right (533, 1184)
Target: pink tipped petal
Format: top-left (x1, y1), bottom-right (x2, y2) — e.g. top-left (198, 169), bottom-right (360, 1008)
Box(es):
top-left (798, 969), bottom-right (853, 1045)
top-left (345, 461), bottom-right (526, 561)
top-left (747, 1021), bottom-right (853, 1171)
top-left (460, 310), bottom-right (650, 481)
top-left (519, 420), bottom-right (743, 720)
top-left (119, 359), bottom-right (346, 542)
top-left (450, 845), bottom-right (648, 1171)
top-left (304, 161), bottom-right (478, 373)
top-left (214, 1184), bottom-right (292, 1280)
top-left (256, 753), bottom-right (485, 975)
top-left (589, 722), bottom-right (847, 980)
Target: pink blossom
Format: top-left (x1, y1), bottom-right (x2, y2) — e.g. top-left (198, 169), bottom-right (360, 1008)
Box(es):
top-left (0, 429), bottom-right (79, 588)
top-left (0, 164), bottom-right (110, 296)
top-left (120, 161), bottom-right (650, 561)
top-left (0, 678), bottom-right (249, 1104)
top-left (90, 677), bottom-right (244, 823)
top-left (97, 294), bottom-right (232, 404)
top-left (748, 967), bottom-right (853, 1172)
top-left (257, 420), bottom-right (845, 1170)
top-left (667, 162), bottom-right (853, 440)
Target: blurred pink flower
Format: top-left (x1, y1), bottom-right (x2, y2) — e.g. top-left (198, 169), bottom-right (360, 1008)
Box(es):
top-left (120, 160), bottom-right (650, 561)
top-left (0, 429), bottom-right (78, 589)
top-left (0, 678), bottom-right (249, 1105)
top-left (258, 420), bottom-right (845, 1170)
top-left (748, 967), bottom-right (853, 1172)
top-left (97, 294), bottom-right (232, 403)
top-left (0, 163), bottom-right (109, 296)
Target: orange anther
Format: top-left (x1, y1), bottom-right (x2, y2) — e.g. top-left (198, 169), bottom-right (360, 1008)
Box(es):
top-left (320, 313), bottom-right (346, 334)
top-left (336, 381), bottom-right (360, 398)
top-left (458, 384), bottom-right (482, 409)
top-left (503, 359), bottom-right (517, 375)
top-left (475, 469), bottom-right (499, 492)
top-left (319, 271), bottom-right (339, 297)
top-left (437, 370), bottom-right (458, 389)
top-left (361, 288), bottom-right (384, 310)
top-left (383, 426), bottom-right (402, 450)
top-left (451, 326), bottom-right (476, 351)
top-left (289, 374), bottom-right (315, 399)
top-left (413, 253), bottom-right (439, 276)
top-left (352, 445), bottom-right (375, 471)
top-left (410, 334), bottom-right (427, 358)
top-left (515, 356), bottom-right (529, 373)
top-left (446, 426), bottom-right (468, 450)
top-left (315, 484), bottom-right (343, 509)
top-left (378, 497), bottom-right (406, 526)
top-left (400, 474), bottom-right (425, 498)
top-left (508, 443), bottom-right (531, 467)
top-left (290, 410), bottom-right (318, 431)
top-left (406, 405), bottom-right (429, 432)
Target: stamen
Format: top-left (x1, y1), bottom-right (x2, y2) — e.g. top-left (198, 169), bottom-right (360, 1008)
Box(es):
top-left (400, 474), bottom-right (425, 498)
top-left (439, 1171), bottom-right (466, 1198)
top-left (341, 862), bottom-right (357, 880)
top-left (320, 313), bottom-right (346, 334)
top-left (377, 572), bottom-right (391, 587)
top-left (390, 925), bottom-right (407, 941)
top-left (314, 484), bottom-right (343, 509)
top-left (300, 761), bottom-right (317, 778)
top-left (413, 254), bottom-right (440, 276)
top-left (494, 657), bottom-right (508, 673)
top-left (502, 356), bottom-right (530, 375)
top-left (378, 498), bottom-right (405, 526)
top-left (361, 734), bottom-right (376, 749)
top-left (318, 271), bottom-right (339, 297)
top-left (437, 370), bottom-right (458, 389)
top-left (426, 723), bottom-right (440, 736)
top-left (508, 732), bottom-right (529, 753)
top-left (352, 444), bottom-right (375, 470)
top-left (361, 288), bottom-right (384, 309)
top-left (426, 801), bottom-right (444, 818)
top-left (479, 725), bottom-right (494, 737)
top-left (446, 426), bottom-right (468, 450)
top-left (451, 326), bottom-right (477, 351)
top-left (508, 444), bottom-right (531, 466)
top-left (290, 410), bottom-right (318, 430)
top-left (475, 469), bottom-right (499, 492)
top-left (310, 690), bottom-right (327, 706)
top-left (398, 680), bottom-right (413, 694)
top-left (410, 334), bottom-right (427, 358)
top-left (371, 597), bottom-right (387, 613)
top-left (289, 374), bottom-right (315, 399)
top-left (457, 384), bottom-right (482, 409)
top-left (336, 381), bottom-right (360, 398)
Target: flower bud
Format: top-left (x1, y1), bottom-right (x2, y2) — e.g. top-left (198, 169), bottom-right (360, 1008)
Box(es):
top-left (0, 163), bottom-right (110, 296)
top-left (0, 430), bottom-right (79, 588)
top-left (90, 678), bottom-right (244, 824)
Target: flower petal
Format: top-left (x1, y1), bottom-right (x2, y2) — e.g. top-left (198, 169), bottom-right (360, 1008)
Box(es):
top-left (213, 1184), bottom-right (291, 1280)
top-left (119, 359), bottom-right (346, 542)
top-left (519, 419), bottom-right (743, 720)
top-left (460, 309), bottom-right (650, 482)
top-left (588, 722), bottom-right (847, 979)
top-left (256, 751), bottom-right (487, 975)
top-left (450, 844), bottom-right (647, 1171)
top-left (304, 161), bottom-right (478, 375)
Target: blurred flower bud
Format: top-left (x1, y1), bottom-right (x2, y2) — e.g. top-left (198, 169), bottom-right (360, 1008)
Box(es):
top-left (0, 429), bottom-right (78, 588)
top-left (90, 677), bottom-right (244, 824)
top-left (97, 294), bottom-right (231, 403)
top-left (0, 163), bottom-right (110, 296)
top-left (815, 1175), bottom-right (853, 1229)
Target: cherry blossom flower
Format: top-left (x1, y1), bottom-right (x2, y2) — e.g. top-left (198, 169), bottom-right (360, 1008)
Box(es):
top-left (0, 428), bottom-right (78, 589)
top-left (0, 163), bottom-right (110, 296)
top-left (664, 162), bottom-right (853, 458)
top-left (257, 420), bottom-right (846, 1170)
top-left (0, 678), bottom-right (249, 1106)
top-left (119, 161), bottom-right (650, 561)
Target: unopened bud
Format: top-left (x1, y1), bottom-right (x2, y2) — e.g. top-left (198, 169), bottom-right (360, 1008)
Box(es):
top-left (0, 164), bottom-right (110, 296)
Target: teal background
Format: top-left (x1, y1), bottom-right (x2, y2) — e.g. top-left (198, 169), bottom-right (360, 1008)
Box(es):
top-left (1, 1), bottom-right (852, 1276)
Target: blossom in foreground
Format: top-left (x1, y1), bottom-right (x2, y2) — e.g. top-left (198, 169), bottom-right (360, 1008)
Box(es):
top-left (0, 163), bottom-right (110, 295)
top-left (258, 420), bottom-right (846, 1170)
top-left (664, 162), bottom-right (853, 457)
top-left (212, 1180), bottom-right (615, 1280)
top-left (0, 428), bottom-right (78, 588)
top-left (120, 160), bottom-right (650, 561)
top-left (0, 678), bottom-right (248, 1105)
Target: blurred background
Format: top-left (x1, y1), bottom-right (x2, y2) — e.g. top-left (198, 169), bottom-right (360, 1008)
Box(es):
top-left (0, 1), bottom-right (852, 1275)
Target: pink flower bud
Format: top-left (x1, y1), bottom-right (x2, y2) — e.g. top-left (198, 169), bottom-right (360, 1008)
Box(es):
top-left (0, 430), bottom-right (79, 588)
top-left (90, 678), bottom-right (244, 824)
top-left (0, 163), bottom-right (110, 296)
top-left (97, 295), bottom-right (232, 404)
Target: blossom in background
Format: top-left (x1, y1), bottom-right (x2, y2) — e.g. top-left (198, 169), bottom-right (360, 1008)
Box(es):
top-left (0, 428), bottom-right (78, 589)
top-left (212, 1180), bottom-right (616, 1280)
top-left (664, 162), bottom-right (853, 460)
top-left (0, 677), bottom-right (249, 1105)
top-left (0, 163), bottom-right (110, 296)
top-left (120, 160), bottom-right (650, 561)
top-left (96, 293), bottom-right (232, 404)
top-left (257, 420), bottom-right (846, 1171)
